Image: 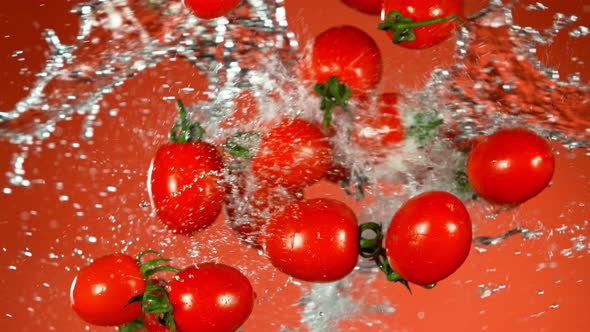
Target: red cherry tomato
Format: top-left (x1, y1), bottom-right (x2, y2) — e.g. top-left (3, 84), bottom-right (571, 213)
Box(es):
top-left (341, 0), bottom-right (383, 15)
top-left (167, 263), bottom-right (255, 332)
top-left (263, 198), bottom-right (359, 282)
top-left (70, 254), bottom-right (146, 326)
top-left (466, 128), bottom-right (555, 204)
top-left (309, 25), bottom-right (382, 93)
top-left (149, 142), bottom-right (226, 235)
top-left (385, 191), bottom-right (472, 286)
top-left (381, 0), bottom-right (463, 49)
top-left (350, 93), bottom-right (403, 155)
top-left (183, 0), bottom-right (241, 19)
top-left (225, 173), bottom-right (301, 247)
top-left (251, 119), bottom-right (333, 189)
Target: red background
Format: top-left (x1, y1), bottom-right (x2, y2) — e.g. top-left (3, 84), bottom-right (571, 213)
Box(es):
top-left (1, 0), bottom-right (589, 331)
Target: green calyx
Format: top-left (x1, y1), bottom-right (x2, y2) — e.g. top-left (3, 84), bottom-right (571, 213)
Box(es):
top-left (221, 131), bottom-right (261, 159)
top-left (404, 111), bottom-right (444, 145)
top-left (378, 10), bottom-right (467, 44)
top-left (169, 99), bottom-right (205, 143)
top-left (313, 76), bottom-right (352, 128)
top-left (120, 250), bottom-right (181, 332)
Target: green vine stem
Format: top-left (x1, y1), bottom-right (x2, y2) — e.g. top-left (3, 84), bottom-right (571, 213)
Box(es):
top-left (169, 99), bottom-right (205, 143)
top-left (221, 131), bottom-right (261, 158)
top-left (358, 222), bottom-right (436, 292)
top-left (404, 111), bottom-right (444, 146)
top-left (313, 76), bottom-right (352, 128)
top-left (378, 10), bottom-right (468, 44)
top-left (120, 250), bottom-right (181, 332)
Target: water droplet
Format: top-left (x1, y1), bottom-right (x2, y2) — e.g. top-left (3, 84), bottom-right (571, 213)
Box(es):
top-left (526, 2), bottom-right (548, 11)
top-left (561, 248), bottom-right (573, 257)
top-left (569, 26), bottom-right (589, 38)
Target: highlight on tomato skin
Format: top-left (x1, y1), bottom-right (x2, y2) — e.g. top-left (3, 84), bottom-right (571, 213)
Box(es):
top-left (70, 254), bottom-right (146, 326)
top-left (148, 141), bottom-right (227, 235)
top-left (308, 25), bottom-right (383, 93)
top-left (380, 0), bottom-right (464, 49)
top-left (183, 0), bottom-right (242, 19)
top-left (384, 191), bottom-right (472, 286)
top-left (166, 263), bottom-right (255, 332)
top-left (466, 127), bottom-right (555, 205)
top-left (263, 198), bottom-right (360, 283)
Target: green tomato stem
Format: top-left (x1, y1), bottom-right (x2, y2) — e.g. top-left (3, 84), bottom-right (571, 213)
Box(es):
top-left (169, 99), bottom-right (205, 143)
top-left (357, 222), bottom-right (424, 293)
top-left (120, 250), bottom-right (181, 332)
top-left (378, 10), bottom-right (468, 44)
top-left (221, 131), bottom-right (261, 158)
top-left (313, 76), bottom-right (351, 128)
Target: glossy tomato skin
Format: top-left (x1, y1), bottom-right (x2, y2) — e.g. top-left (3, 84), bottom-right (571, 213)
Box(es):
top-left (251, 119), bottom-right (333, 189)
top-left (382, 0), bottom-right (463, 49)
top-left (310, 26), bottom-right (382, 93)
top-left (466, 128), bottom-right (555, 204)
top-left (341, 0), bottom-right (383, 15)
top-left (149, 142), bottom-right (226, 235)
top-left (263, 198), bottom-right (359, 282)
top-left (183, 0), bottom-right (241, 19)
top-left (350, 93), bottom-right (403, 155)
top-left (70, 254), bottom-right (146, 326)
top-left (385, 191), bottom-right (472, 286)
top-left (167, 263), bottom-right (255, 332)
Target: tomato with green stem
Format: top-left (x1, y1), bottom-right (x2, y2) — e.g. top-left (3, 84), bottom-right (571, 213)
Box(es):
top-left (466, 128), bottom-right (555, 204)
top-left (385, 191), bottom-right (472, 286)
top-left (379, 0), bottom-right (465, 49)
top-left (183, 0), bottom-right (241, 19)
top-left (308, 25), bottom-right (382, 127)
top-left (148, 100), bottom-right (226, 235)
top-left (263, 198), bottom-right (359, 282)
top-left (251, 118), bottom-right (333, 189)
top-left (341, 0), bottom-right (383, 15)
top-left (70, 254), bottom-right (146, 326)
top-left (122, 252), bottom-right (254, 332)
top-left (166, 263), bottom-right (255, 332)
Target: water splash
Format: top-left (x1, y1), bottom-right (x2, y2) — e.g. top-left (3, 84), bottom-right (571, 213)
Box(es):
top-left (1, 0), bottom-right (298, 182)
top-left (433, 1), bottom-right (590, 148)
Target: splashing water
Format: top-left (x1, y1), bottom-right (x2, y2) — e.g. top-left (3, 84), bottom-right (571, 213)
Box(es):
top-left (1, 0), bottom-right (589, 331)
